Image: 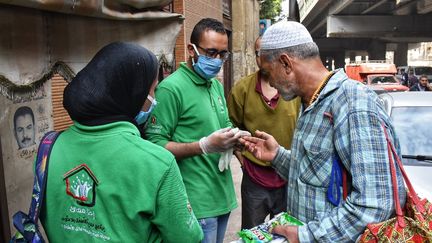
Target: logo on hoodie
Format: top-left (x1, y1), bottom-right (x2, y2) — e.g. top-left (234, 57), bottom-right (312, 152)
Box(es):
top-left (64, 164), bottom-right (99, 207)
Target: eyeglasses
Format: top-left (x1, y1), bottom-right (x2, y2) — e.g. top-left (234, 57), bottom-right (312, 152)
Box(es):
top-left (192, 44), bottom-right (230, 61)
top-left (255, 50), bottom-right (260, 57)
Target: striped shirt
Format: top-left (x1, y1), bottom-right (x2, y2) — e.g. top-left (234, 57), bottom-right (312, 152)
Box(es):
top-left (272, 69), bottom-right (406, 242)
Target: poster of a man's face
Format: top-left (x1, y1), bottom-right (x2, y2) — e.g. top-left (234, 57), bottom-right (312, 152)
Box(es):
top-left (13, 106), bottom-right (36, 149)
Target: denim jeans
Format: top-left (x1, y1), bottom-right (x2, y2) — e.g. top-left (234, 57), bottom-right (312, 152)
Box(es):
top-left (198, 213), bottom-right (230, 243)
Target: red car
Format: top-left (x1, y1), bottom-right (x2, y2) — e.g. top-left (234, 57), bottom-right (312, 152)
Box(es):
top-left (345, 61), bottom-right (409, 93)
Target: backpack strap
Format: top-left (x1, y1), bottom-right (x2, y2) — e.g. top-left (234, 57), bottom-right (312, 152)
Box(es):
top-left (29, 131), bottom-right (60, 223)
top-left (11, 131), bottom-right (60, 242)
top-left (342, 166), bottom-right (348, 200)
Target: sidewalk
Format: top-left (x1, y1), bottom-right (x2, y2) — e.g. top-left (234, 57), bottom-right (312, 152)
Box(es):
top-left (224, 158), bottom-right (243, 242)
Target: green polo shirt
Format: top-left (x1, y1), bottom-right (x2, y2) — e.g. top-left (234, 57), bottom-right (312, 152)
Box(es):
top-left (41, 121), bottom-right (203, 242)
top-left (145, 62), bottom-right (237, 219)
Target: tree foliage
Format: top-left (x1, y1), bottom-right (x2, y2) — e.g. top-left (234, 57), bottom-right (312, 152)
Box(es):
top-left (259, 0), bottom-right (283, 22)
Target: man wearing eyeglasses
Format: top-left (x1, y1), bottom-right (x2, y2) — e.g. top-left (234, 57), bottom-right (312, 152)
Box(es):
top-left (145, 18), bottom-right (240, 243)
top-left (409, 75), bottom-right (431, 91)
top-left (227, 36), bottom-right (300, 229)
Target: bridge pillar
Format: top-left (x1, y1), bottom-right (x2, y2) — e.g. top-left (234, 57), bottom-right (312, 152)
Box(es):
top-left (334, 52), bottom-right (345, 69)
top-left (320, 51), bottom-right (346, 70)
top-left (368, 39), bottom-right (386, 60)
top-left (393, 43), bottom-right (408, 67)
top-left (348, 51), bottom-right (355, 61)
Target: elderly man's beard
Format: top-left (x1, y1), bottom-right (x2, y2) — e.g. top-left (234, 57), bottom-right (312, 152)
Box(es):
top-left (277, 82), bottom-right (298, 101)
top-left (280, 90), bottom-right (298, 101)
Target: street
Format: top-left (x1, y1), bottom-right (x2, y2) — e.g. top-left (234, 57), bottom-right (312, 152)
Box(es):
top-left (224, 157), bottom-right (242, 242)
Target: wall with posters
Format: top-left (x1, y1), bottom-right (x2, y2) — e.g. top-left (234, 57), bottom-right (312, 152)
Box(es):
top-left (0, 80), bottom-right (53, 236)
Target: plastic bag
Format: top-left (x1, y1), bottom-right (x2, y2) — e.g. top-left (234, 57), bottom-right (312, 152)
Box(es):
top-left (238, 212), bottom-right (304, 243)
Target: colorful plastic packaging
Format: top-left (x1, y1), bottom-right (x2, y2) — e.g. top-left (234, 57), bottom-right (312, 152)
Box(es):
top-left (237, 212), bottom-right (304, 243)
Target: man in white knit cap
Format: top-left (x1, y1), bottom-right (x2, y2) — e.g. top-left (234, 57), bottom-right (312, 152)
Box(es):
top-left (240, 21), bottom-right (406, 242)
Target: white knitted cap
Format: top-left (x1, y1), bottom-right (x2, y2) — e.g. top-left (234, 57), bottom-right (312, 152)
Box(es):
top-left (261, 21), bottom-right (313, 50)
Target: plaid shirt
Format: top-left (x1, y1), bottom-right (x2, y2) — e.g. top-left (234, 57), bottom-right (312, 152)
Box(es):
top-left (272, 69), bottom-right (406, 242)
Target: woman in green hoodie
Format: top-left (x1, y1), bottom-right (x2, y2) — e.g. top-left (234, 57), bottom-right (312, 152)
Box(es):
top-left (40, 42), bottom-right (203, 242)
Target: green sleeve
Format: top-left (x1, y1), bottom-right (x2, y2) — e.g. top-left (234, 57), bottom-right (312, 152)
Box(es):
top-left (145, 87), bottom-right (179, 148)
top-left (152, 160), bottom-right (203, 243)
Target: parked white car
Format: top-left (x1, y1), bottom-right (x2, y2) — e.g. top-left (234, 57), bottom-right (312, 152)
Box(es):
top-left (379, 92), bottom-right (432, 201)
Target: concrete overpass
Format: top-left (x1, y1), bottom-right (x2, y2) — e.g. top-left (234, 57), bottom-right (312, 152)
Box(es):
top-left (295, 0), bottom-right (432, 68)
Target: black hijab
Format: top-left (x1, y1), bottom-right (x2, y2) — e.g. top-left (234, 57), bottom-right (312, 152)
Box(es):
top-left (63, 42), bottom-right (158, 128)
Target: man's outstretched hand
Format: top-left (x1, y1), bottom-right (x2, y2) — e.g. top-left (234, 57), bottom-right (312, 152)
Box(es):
top-left (239, 130), bottom-right (279, 162)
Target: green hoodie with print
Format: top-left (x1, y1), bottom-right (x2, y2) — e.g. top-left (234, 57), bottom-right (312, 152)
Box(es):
top-left (40, 121), bottom-right (203, 243)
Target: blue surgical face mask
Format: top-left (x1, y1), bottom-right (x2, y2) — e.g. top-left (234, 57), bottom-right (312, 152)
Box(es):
top-left (135, 95), bottom-right (157, 125)
top-left (192, 44), bottom-right (223, 80)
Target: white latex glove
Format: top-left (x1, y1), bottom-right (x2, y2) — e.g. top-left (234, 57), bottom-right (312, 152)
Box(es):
top-left (218, 128), bottom-right (251, 172)
top-left (199, 127), bottom-right (238, 154)
top-left (219, 148), bottom-right (234, 172)
top-left (231, 127), bottom-right (251, 139)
